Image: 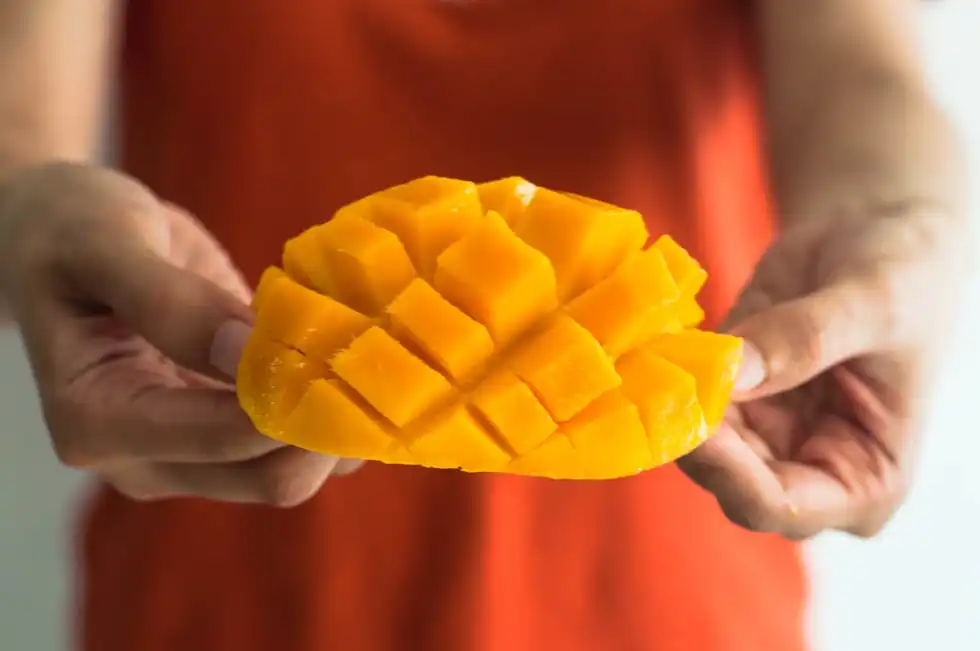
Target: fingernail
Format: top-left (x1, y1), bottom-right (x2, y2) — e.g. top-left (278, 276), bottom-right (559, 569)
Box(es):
top-left (734, 342), bottom-right (766, 392)
top-left (210, 320), bottom-right (253, 378)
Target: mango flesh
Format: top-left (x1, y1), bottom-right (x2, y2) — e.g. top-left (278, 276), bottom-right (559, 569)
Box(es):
top-left (238, 176), bottom-right (743, 480)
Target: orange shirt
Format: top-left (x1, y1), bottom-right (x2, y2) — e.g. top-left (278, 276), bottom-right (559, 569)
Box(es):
top-left (79, 1), bottom-right (808, 650)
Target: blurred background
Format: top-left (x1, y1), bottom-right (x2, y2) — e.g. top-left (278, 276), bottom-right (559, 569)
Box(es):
top-left (1, 1), bottom-right (978, 649)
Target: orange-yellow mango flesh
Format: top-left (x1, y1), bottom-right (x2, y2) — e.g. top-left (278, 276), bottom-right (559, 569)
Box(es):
top-left (560, 391), bottom-right (653, 479)
top-left (616, 348), bottom-right (708, 465)
top-left (506, 433), bottom-right (582, 479)
top-left (507, 392), bottom-right (653, 480)
top-left (675, 295), bottom-right (706, 328)
top-left (330, 326), bottom-right (455, 428)
top-left (639, 331), bottom-right (743, 427)
top-left (237, 336), bottom-right (328, 439)
top-left (386, 278), bottom-right (495, 383)
top-left (513, 188), bottom-right (648, 302)
top-left (334, 176), bottom-right (484, 280)
top-left (251, 266), bottom-right (289, 313)
top-left (469, 371), bottom-right (558, 455)
top-left (434, 211), bottom-right (559, 347)
top-left (238, 175), bottom-right (743, 480)
top-left (476, 177), bottom-right (538, 225)
top-left (508, 314), bottom-right (622, 423)
top-left (653, 234), bottom-right (707, 296)
top-left (407, 406), bottom-right (513, 472)
top-left (282, 215), bottom-right (417, 316)
top-left (565, 246), bottom-right (681, 358)
top-left (252, 268), bottom-right (372, 363)
top-left (285, 378), bottom-right (405, 461)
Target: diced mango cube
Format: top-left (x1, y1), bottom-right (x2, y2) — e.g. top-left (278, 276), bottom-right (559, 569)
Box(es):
top-left (282, 226), bottom-right (332, 293)
top-left (477, 176), bottom-right (538, 225)
top-left (386, 278), bottom-right (494, 383)
top-left (330, 326), bottom-right (454, 427)
top-left (632, 308), bottom-right (684, 345)
top-left (560, 392), bottom-right (652, 479)
top-left (302, 215), bottom-right (417, 315)
top-left (509, 314), bottom-right (621, 422)
top-left (336, 176), bottom-right (483, 279)
top-left (640, 331), bottom-right (743, 427)
top-left (507, 433), bottom-right (581, 479)
top-left (434, 211), bottom-right (558, 346)
top-left (251, 266), bottom-right (289, 313)
top-left (252, 272), bottom-right (372, 363)
top-left (237, 336), bottom-right (328, 439)
top-left (514, 188), bottom-right (648, 301)
top-left (469, 372), bottom-right (557, 455)
top-left (615, 349), bottom-right (708, 464)
top-left (675, 295), bottom-right (706, 328)
top-left (653, 235), bottom-right (707, 295)
top-left (408, 407), bottom-right (512, 472)
top-left (383, 446), bottom-right (419, 466)
top-left (565, 247), bottom-right (680, 358)
top-left (285, 379), bottom-right (401, 460)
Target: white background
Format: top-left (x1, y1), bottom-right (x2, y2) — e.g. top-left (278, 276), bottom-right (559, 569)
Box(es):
top-left (1, 2), bottom-right (978, 649)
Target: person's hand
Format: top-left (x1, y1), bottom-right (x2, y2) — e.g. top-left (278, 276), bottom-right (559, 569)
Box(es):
top-left (678, 203), bottom-right (972, 539)
top-left (0, 163), bottom-right (361, 506)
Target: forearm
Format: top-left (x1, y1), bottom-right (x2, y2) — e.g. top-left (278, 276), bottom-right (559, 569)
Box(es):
top-left (767, 62), bottom-right (966, 227)
top-left (759, 0), bottom-right (967, 224)
top-left (0, 0), bottom-right (118, 321)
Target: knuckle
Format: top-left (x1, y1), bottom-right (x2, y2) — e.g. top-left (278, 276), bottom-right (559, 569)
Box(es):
top-left (734, 509), bottom-right (780, 534)
top-left (801, 330), bottom-right (824, 369)
top-left (195, 429), bottom-right (251, 463)
top-left (850, 484), bottom-right (907, 540)
top-left (198, 427), bottom-right (277, 464)
top-left (102, 466), bottom-right (171, 503)
top-left (116, 483), bottom-right (167, 503)
top-left (794, 310), bottom-right (827, 369)
top-left (333, 458), bottom-right (366, 477)
top-left (256, 456), bottom-right (325, 508)
top-left (782, 528), bottom-right (817, 543)
top-left (45, 401), bottom-right (99, 469)
top-left (51, 437), bottom-right (93, 469)
top-left (719, 497), bottom-right (781, 534)
top-left (173, 395), bottom-right (275, 463)
top-left (847, 517), bottom-right (888, 540)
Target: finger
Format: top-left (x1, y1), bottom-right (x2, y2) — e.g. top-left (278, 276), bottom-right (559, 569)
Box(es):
top-left (676, 424), bottom-right (791, 533)
top-left (45, 198), bottom-right (252, 378)
top-left (768, 461), bottom-right (852, 540)
top-left (729, 279), bottom-right (891, 399)
top-left (106, 448), bottom-right (339, 507)
top-left (50, 380), bottom-right (283, 467)
top-left (333, 458), bottom-right (367, 476)
top-left (159, 202), bottom-right (255, 305)
top-left (19, 300), bottom-right (281, 467)
top-left (72, 243), bottom-right (253, 379)
top-left (680, 424), bottom-right (858, 540)
top-left (795, 369), bottom-right (909, 537)
top-left (21, 300), bottom-right (278, 469)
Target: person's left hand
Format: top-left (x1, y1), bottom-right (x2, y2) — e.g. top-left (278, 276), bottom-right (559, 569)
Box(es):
top-left (678, 202), bottom-right (972, 539)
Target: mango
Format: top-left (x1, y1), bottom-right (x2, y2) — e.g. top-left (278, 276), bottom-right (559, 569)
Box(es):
top-left (237, 176), bottom-right (742, 480)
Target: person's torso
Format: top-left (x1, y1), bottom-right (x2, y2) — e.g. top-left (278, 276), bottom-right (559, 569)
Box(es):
top-left (80, 2), bottom-right (807, 650)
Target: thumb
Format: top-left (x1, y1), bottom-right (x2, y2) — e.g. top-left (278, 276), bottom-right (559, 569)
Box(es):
top-left (64, 207), bottom-right (254, 378)
top-left (728, 280), bottom-right (888, 399)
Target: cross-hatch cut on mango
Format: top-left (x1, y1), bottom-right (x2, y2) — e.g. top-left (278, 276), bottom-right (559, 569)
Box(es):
top-left (237, 176), bottom-right (743, 480)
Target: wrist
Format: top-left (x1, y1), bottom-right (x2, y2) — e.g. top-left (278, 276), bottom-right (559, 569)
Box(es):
top-left (771, 74), bottom-right (968, 228)
top-left (0, 160), bottom-right (107, 325)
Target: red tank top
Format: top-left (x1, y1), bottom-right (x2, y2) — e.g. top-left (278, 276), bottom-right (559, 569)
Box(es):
top-left (79, 2), bottom-right (807, 650)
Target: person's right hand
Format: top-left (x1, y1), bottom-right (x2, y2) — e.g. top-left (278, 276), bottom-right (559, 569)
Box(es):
top-left (0, 163), bottom-right (361, 506)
